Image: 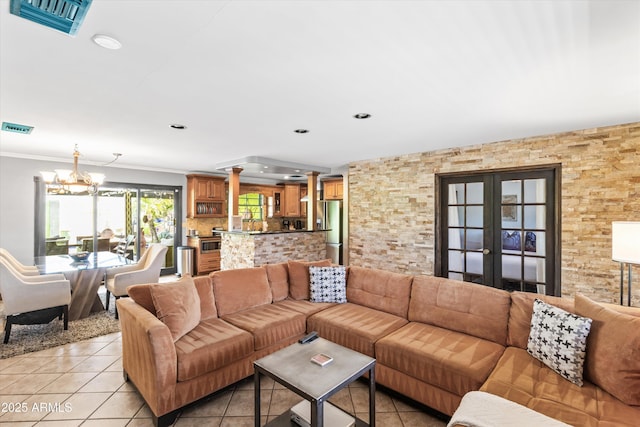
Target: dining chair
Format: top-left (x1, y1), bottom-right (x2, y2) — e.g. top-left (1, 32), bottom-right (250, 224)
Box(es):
top-left (0, 248), bottom-right (40, 276)
top-left (113, 234), bottom-right (135, 259)
top-left (105, 243), bottom-right (168, 318)
top-left (0, 257), bottom-right (71, 344)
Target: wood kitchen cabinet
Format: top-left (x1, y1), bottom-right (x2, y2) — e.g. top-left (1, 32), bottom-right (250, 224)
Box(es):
top-left (283, 183), bottom-right (301, 217)
top-left (187, 237), bottom-right (221, 275)
top-left (187, 174), bottom-right (226, 218)
top-left (300, 185), bottom-right (307, 217)
top-left (323, 179), bottom-right (343, 200)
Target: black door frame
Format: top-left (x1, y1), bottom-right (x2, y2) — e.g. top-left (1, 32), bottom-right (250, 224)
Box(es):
top-left (435, 164), bottom-right (561, 296)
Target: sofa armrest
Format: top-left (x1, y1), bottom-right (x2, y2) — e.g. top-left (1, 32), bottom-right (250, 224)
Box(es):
top-left (117, 298), bottom-right (177, 416)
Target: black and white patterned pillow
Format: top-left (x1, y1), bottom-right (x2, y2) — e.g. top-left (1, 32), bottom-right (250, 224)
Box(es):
top-left (527, 299), bottom-right (592, 386)
top-left (309, 266), bottom-right (347, 303)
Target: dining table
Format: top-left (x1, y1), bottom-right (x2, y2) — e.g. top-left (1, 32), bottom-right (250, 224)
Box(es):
top-left (36, 251), bottom-right (131, 321)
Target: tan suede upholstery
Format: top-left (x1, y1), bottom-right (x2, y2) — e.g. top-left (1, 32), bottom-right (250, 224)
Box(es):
top-left (377, 322), bottom-right (505, 398)
top-left (175, 318), bottom-right (253, 382)
top-left (150, 278), bottom-right (201, 342)
top-left (263, 262), bottom-right (289, 302)
top-left (409, 275), bottom-right (511, 345)
top-left (272, 299), bottom-right (335, 318)
top-left (307, 302), bottom-right (408, 356)
top-left (222, 304), bottom-right (306, 351)
top-left (480, 347), bottom-right (640, 427)
top-left (346, 266), bottom-right (413, 318)
top-left (575, 294), bottom-right (640, 406)
top-left (287, 259), bottom-right (331, 300)
top-left (507, 291), bottom-right (574, 349)
top-left (118, 264), bottom-right (640, 427)
top-left (212, 267), bottom-right (272, 316)
top-left (127, 275), bottom-right (217, 319)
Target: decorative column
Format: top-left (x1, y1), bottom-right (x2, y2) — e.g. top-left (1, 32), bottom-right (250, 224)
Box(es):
top-left (227, 167), bottom-right (243, 231)
top-left (306, 171), bottom-right (319, 230)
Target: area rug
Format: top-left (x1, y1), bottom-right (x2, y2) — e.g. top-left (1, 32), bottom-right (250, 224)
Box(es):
top-left (0, 291), bottom-right (120, 359)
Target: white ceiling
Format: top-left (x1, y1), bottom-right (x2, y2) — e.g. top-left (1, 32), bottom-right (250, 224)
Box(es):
top-left (1, 0), bottom-right (639, 181)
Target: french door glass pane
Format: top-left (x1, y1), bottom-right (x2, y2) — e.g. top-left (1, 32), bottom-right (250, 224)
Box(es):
top-left (524, 205), bottom-right (546, 228)
top-left (447, 182), bottom-right (484, 281)
top-left (466, 182), bottom-right (483, 204)
top-left (466, 206), bottom-right (483, 227)
top-left (524, 179), bottom-right (546, 203)
top-left (524, 257), bottom-right (546, 282)
top-left (502, 254), bottom-right (522, 280)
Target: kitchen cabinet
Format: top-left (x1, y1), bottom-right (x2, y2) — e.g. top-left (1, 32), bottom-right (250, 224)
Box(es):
top-left (283, 184), bottom-right (301, 217)
top-left (323, 179), bottom-right (343, 200)
top-left (187, 174), bottom-right (226, 218)
top-left (187, 236), bottom-right (221, 275)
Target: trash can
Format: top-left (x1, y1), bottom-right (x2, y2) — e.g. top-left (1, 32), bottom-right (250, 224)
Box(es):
top-left (176, 246), bottom-right (194, 277)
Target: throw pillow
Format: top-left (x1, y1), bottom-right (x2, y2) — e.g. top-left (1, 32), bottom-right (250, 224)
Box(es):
top-left (574, 293), bottom-right (640, 405)
top-left (527, 298), bottom-right (592, 386)
top-left (287, 259), bottom-right (332, 300)
top-left (309, 266), bottom-right (347, 303)
top-left (149, 276), bottom-right (201, 342)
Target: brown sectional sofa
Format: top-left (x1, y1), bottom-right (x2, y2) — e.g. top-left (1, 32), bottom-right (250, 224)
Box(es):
top-left (117, 261), bottom-right (640, 427)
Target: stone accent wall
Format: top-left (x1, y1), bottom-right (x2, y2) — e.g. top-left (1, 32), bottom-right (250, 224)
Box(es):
top-left (221, 232), bottom-right (327, 270)
top-left (348, 122), bottom-right (640, 305)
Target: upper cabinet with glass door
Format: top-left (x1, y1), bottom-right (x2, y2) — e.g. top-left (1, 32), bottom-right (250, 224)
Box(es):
top-left (187, 174), bottom-right (226, 218)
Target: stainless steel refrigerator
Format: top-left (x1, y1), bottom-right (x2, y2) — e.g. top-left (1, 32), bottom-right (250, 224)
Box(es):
top-left (320, 200), bottom-right (343, 264)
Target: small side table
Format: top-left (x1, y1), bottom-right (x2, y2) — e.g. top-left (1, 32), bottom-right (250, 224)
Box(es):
top-left (254, 337), bottom-right (375, 427)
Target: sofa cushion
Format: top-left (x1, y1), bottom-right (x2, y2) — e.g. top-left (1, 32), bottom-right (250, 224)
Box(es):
top-left (480, 346), bottom-right (640, 427)
top-left (212, 267), bottom-right (272, 317)
top-left (288, 259), bottom-right (332, 300)
top-left (376, 322), bottom-right (505, 397)
top-left (263, 262), bottom-right (289, 302)
top-left (150, 276), bottom-right (201, 342)
top-left (307, 302), bottom-right (408, 356)
top-left (507, 291), bottom-right (574, 349)
top-left (309, 266), bottom-right (347, 303)
top-left (527, 298), bottom-right (592, 386)
top-left (574, 294), bottom-right (640, 406)
top-left (175, 318), bottom-right (254, 382)
top-left (346, 266), bottom-right (413, 318)
top-left (127, 275), bottom-right (217, 319)
top-left (272, 299), bottom-right (335, 318)
top-left (222, 304), bottom-right (306, 351)
top-left (409, 276), bottom-right (511, 345)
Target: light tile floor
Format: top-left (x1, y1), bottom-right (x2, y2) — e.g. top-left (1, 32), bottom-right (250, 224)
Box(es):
top-left (0, 331), bottom-right (448, 426)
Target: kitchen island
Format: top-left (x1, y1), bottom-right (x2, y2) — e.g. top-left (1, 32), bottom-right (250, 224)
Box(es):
top-left (219, 230), bottom-right (328, 270)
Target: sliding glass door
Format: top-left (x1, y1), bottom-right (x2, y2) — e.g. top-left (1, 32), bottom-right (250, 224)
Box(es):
top-left (437, 167), bottom-right (560, 295)
top-left (35, 179), bottom-right (181, 275)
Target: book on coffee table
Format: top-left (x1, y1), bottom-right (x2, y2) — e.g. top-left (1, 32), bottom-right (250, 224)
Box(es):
top-left (310, 353), bottom-right (333, 367)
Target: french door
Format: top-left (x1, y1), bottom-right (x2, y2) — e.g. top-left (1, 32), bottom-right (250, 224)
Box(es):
top-left (437, 167), bottom-right (560, 296)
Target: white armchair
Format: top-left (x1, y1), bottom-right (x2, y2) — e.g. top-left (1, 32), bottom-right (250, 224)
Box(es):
top-left (0, 248), bottom-right (40, 276)
top-left (0, 257), bottom-right (71, 344)
top-left (105, 244), bottom-right (168, 318)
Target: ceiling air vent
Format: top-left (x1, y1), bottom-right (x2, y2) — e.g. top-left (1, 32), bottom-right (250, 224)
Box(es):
top-left (2, 122), bottom-right (34, 134)
top-left (10, 0), bottom-right (93, 37)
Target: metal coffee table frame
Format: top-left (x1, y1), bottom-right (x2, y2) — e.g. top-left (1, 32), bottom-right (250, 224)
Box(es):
top-left (254, 337), bottom-right (376, 427)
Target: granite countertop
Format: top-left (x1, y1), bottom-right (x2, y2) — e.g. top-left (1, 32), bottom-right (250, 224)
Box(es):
top-left (217, 229), bottom-right (330, 235)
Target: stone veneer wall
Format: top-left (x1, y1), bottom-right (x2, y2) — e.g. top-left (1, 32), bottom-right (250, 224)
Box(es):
top-left (348, 122), bottom-right (640, 305)
top-left (221, 232), bottom-right (327, 270)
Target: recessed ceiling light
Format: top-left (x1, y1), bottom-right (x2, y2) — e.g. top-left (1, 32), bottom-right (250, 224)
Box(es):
top-left (92, 34), bottom-right (122, 50)
top-left (353, 113), bottom-right (371, 119)
top-left (294, 129), bottom-right (309, 134)
top-left (170, 124), bottom-right (187, 130)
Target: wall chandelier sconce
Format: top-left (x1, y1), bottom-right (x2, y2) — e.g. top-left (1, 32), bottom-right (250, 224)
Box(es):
top-left (40, 145), bottom-right (106, 194)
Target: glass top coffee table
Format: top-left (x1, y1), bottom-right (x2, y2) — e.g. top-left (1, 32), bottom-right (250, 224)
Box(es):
top-left (254, 337), bottom-right (375, 427)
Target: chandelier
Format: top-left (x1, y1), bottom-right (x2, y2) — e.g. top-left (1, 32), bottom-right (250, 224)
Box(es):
top-left (40, 145), bottom-right (105, 194)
